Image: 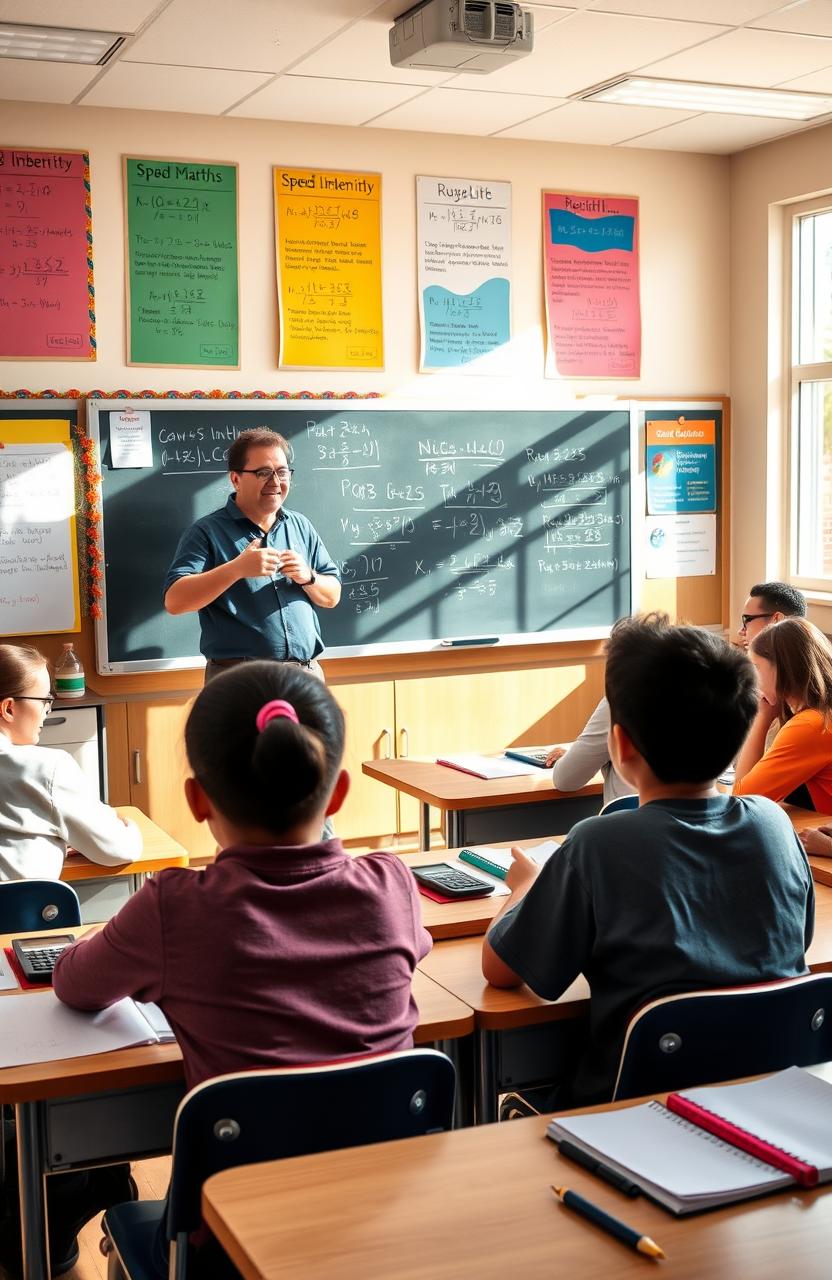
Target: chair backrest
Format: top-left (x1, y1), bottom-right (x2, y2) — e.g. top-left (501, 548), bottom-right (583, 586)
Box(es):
top-left (599, 794), bottom-right (639, 815)
top-left (0, 879), bottom-right (81, 932)
top-left (612, 973), bottom-right (832, 1101)
top-left (166, 1048), bottom-right (456, 1240)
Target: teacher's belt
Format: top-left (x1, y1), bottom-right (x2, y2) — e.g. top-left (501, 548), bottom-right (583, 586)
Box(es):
top-left (208, 656), bottom-right (314, 670)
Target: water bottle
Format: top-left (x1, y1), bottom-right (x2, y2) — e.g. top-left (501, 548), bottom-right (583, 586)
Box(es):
top-left (54, 642), bottom-right (85, 700)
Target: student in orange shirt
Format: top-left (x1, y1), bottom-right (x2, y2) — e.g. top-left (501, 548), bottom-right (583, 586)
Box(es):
top-left (735, 617), bottom-right (832, 814)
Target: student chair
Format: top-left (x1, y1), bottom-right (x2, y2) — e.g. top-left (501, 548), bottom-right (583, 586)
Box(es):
top-left (598, 794), bottom-right (639, 815)
top-left (612, 972), bottom-right (832, 1101)
top-left (0, 879), bottom-right (81, 932)
top-left (102, 1047), bottom-right (457, 1280)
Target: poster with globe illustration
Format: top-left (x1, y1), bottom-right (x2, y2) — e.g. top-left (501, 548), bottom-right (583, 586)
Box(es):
top-left (645, 417), bottom-right (716, 515)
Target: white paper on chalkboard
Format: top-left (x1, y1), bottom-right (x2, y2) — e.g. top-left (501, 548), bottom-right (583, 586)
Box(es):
top-left (0, 435), bottom-right (80, 635)
top-left (111, 410), bottom-right (153, 468)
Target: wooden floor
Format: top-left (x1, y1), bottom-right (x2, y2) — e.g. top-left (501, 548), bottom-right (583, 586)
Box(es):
top-left (64, 1157), bottom-right (170, 1280)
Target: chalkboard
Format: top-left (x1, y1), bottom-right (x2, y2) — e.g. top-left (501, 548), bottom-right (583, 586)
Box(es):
top-left (88, 400), bottom-right (633, 672)
top-left (124, 157), bottom-right (239, 368)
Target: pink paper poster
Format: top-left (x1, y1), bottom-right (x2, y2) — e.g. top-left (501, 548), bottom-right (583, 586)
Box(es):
top-left (0, 148), bottom-right (95, 359)
top-left (543, 191), bottom-right (640, 379)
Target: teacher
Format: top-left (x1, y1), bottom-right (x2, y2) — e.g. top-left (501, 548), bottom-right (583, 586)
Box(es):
top-left (163, 427), bottom-right (341, 682)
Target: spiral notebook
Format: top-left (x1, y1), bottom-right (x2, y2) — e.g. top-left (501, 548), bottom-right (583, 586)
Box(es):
top-left (547, 1067), bottom-right (832, 1214)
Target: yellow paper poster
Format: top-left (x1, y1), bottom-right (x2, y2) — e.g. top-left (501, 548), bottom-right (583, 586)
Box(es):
top-left (274, 168), bottom-right (383, 369)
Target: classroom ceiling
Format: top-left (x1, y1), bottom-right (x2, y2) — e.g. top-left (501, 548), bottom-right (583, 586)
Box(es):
top-left (6, 0), bottom-right (832, 153)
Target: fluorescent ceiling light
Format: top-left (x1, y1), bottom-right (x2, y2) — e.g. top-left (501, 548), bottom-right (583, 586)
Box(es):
top-left (0, 22), bottom-right (124, 65)
top-left (579, 76), bottom-right (832, 121)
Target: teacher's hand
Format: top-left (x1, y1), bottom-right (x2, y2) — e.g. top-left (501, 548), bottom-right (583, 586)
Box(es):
top-left (276, 550), bottom-right (312, 584)
top-left (236, 538), bottom-right (282, 579)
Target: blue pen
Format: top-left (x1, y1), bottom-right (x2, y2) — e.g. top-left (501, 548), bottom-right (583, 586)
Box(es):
top-left (551, 1186), bottom-right (665, 1259)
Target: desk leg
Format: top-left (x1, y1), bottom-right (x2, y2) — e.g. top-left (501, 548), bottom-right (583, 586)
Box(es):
top-left (435, 1036), bottom-right (475, 1128)
top-left (446, 809), bottom-right (461, 849)
top-left (16, 1100), bottom-right (48, 1280)
top-left (418, 802), bottom-right (430, 853)
top-left (476, 1029), bottom-right (499, 1125)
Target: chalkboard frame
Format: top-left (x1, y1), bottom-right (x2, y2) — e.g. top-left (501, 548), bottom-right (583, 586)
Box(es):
top-left (88, 398), bottom-right (639, 673)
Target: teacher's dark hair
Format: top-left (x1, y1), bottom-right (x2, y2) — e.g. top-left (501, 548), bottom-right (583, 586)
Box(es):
top-left (227, 428), bottom-right (290, 473)
top-left (185, 661), bottom-right (345, 831)
top-left (605, 613), bottom-right (758, 783)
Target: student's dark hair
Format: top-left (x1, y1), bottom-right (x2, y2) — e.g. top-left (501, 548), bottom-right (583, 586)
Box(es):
top-left (185, 661), bottom-right (345, 831)
top-left (750, 617), bottom-right (832, 729)
top-left (749, 581), bottom-right (806, 617)
top-left (604, 613), bottom-right (758, 783)
top-left (0, 643), bottom-right (49, 699)
top-left (227, 428), bottom-right (290, 473)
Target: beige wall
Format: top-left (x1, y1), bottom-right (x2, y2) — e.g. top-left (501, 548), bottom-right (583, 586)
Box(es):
top-left (0, 99), bottom-right (730, 405)
top-left (730, 119), bottom-right (832, 632)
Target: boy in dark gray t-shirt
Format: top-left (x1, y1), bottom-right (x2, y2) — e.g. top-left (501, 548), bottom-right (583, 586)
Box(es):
top-left (483, 615), bottom-right (815, 1105)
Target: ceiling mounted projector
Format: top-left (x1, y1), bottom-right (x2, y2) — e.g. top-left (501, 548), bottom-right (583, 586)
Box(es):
top-left (390, 0), bottom-right (533, 74)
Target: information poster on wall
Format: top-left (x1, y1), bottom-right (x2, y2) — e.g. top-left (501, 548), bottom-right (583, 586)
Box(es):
top-left (646, 417), bottom-right (716, 514)
top-left (0, 148), bottom-right (95, 360)
top-left (543, 191), bottom-right (640, 379)
top-left (0, 421), bottom-right (80, 634)
top-left (416, 175), bottom-right (511, 372)
top-left (124, 157), bottom-right (239, 368)
top-left (274, 167), bottom-right (383, 369)
top-left (645, 513), bottom-right (716, 578)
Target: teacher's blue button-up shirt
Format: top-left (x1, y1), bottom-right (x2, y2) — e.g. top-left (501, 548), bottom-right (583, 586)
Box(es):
top-left (163, 495), bottom-right (340, 661)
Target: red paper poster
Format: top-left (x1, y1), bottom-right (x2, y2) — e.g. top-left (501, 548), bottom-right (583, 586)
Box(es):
top-left (0, 147), bottom-right (95, 360)
top-left (543, 191), bottom-right (640, 379)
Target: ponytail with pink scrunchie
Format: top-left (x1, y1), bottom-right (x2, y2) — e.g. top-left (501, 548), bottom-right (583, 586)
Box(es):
top-left (256, 699), bottom-right (300, 733)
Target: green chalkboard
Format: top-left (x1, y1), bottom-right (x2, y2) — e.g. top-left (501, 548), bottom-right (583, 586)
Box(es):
top-left (124, 157), bottom-right (239, 368)
top-left (89, 400), bottom-right (633, 672)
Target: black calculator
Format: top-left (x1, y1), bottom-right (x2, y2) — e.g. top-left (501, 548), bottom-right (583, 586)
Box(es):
top-left (411, 864), bottom-right (495, 899)
top-left (12, 933), bottom-right (76, 984)
top-left (504, 747), bottom-right (551, 768)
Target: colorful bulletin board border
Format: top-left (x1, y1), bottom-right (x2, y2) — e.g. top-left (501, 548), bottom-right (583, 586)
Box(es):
top-left (0, 147), bottom-right (95, 361)
top-left (274, 167), bottom-right (384, 371)
top-left (542, 190), bottom-right (641, 380)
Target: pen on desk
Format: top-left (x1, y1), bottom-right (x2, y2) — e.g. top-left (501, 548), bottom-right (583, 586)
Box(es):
top-left (557, 1138), bottom-right (640, 1196)
top-left (551, 1186), bottom-right (666, 1260)
top-left (439, 636), bottom-right (500, 647)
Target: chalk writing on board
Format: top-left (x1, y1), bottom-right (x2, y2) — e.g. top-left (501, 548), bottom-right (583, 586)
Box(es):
top-left (0, 444), bottom-right (78, 634)
top-left (125, 158), bottom-right (239, 367)
top-left (0, 149), bottom-right (95, 359)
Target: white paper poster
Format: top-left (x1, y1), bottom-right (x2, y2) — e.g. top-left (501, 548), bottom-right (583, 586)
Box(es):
top-left (111, 410), bottom-right (153, 468)
top-left (645, 514), bottom-right (716, 579)
top-left (417, 175), bottom-right (511, 373)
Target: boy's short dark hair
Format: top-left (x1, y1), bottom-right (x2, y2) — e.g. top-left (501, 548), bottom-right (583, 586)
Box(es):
top-left (749, 581), bottom-right (806, 617)
top-left (604, 613), bottom-right (758, 784)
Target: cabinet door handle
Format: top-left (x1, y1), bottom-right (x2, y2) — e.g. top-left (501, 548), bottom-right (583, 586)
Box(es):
top-left (380, 727), bottom-right (392, 759)
top-left (132, 751), bottom-right (142, 786)
top-left (399, 727), bottom-right (409, 758)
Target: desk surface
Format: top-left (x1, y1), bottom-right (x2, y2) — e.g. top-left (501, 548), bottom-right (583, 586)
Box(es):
top-left (60, 806), bottom-right (189, 881)
top-left (783, 805), bottom-right (832, 888)
top-left (362, 756), bottom-right (601, 811)
top-left (0, 927), bottom-right (472, 1104)
top-left (202, 1064), bottom-right (832, 1280)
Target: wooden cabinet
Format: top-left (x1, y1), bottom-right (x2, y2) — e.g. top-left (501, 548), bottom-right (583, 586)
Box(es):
top-left (329, 680), bottom-right (398, 845)
top-left (125, 696), bottom-right (217, 860)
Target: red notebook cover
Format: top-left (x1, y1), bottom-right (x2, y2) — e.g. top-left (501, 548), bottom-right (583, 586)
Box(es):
top-left (416, 885), bottom-right (458, 905)
top-left (665, 1090), bottom-right (819, 1188)
top-left (4, 945), bottom-right (38, 992)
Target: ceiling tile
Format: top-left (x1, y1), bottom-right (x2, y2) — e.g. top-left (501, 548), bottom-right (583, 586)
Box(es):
top-left (496, 98), bottom-right (695, 143)
top-left (367, 85), bottom-right (555, 132)
top-left (779, 66), bottom-right (832, 92)
top-left (750, 0), bottom-right (832, 38)
top-left (620, 111), bottom-right (809, 153)
top-left (289, 0), bottom-right (457, 86)
top-left (449, 11), bottom-right (728, 99)
top-left (79, 61), bottom-right (273, 113)
top-left (0, 56), bottom-right (99, 103)
top-left (126, 0), bottom-right (376, 75)
top-left (643, 27), bottom-right (832, 86)
top-left (586, 0), bottom-right (784, 22)
top-left (229, 74), bottom-right (425, 123)
top-left (0, 0), bottom-right (159, 33)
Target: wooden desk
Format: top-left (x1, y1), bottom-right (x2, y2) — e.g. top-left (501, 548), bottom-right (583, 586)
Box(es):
top-left (203, 1064), bottom-right (832, 1280)
top-left (783, 804), bottom-right (832, 888)
top-left (60, 805), bottom-right (189, 886)
top-left (362, 756), bottom-right (602, 849)
top-left (418, 882), bottom-right (832, 1123)
top-left (0, 928), bottom-right (472, 1280)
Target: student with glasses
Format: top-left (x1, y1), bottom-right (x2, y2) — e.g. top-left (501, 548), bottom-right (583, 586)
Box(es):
top-left (0, 644), bottom-right (141, 881)
top-left (164, 427), bottom-right (341, 683)
top-left (737, 581), bottom-right (806, 649)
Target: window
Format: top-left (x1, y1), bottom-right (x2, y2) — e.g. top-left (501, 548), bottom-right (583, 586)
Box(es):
top-left (790, 201), bottom-right (832, 586)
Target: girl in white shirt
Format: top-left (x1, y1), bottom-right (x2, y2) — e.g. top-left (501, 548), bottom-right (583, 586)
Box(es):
top-left (0, 643), bottom-right (142, 880)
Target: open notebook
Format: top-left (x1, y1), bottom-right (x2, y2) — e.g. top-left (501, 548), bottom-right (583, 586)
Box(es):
top-left (435, 754), bottom-right (543, 780)
top-left (0, 990), bottom-right (175, 1068)
top-left (547, 1067), bottom-right (832, 1214)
